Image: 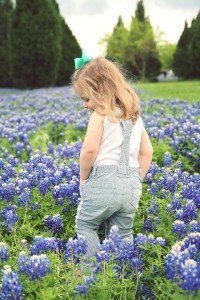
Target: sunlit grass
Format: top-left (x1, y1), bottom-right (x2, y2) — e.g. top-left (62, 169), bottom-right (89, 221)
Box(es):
top-left (133, 80), bottom-right (200, 103)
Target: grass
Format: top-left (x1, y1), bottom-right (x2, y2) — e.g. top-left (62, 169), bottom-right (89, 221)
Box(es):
top-left (133, 80), bottom-right (200, 103)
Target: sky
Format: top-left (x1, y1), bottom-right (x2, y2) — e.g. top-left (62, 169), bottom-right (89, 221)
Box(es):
top-left (56, 0), bottom-right (200, 56)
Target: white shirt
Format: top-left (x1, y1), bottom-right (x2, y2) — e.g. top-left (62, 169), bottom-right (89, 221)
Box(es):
top-left (94, 116), bottom-right (143, 167)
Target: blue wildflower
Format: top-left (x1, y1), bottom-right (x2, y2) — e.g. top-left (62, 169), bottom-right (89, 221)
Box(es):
top-left (0, 242), bottom-right (9, 261)
top-left (0, 265), bottom-right (23, 300)
top-left (44, 214), bottom-right (63, 235)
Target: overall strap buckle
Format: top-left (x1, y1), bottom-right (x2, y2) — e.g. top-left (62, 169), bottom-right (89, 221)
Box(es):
top-left (117, 165), bottom-right (130, 177)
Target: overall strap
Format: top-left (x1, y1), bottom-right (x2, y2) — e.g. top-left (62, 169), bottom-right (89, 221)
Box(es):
top-left (117, 119), bottom-right (133, 177)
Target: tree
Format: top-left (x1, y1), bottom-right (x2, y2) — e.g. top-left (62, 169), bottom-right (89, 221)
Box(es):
top-left (188, 12), bottom-right (200, 78)
top-left (106, 16), bottom-right (128, 63)
top-left (172, 21), bottom-right (192, 78)
top-left (135, 0), bottom-right (145, 22)
top-left (10, 0), bottom-right (62, 89)
top-left (158, 42), bottom-right (176, 70)
top-left (124, 16), bottom-right (160, 81)
top-left (0, 0), bottom-right (13, 87)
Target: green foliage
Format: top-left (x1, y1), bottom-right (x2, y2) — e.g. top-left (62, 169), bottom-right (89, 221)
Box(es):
top-left (51, 0), bottom-right (82, 86)
top-left (30, 121), bottom-right (86, 152)
top-left (124, 17), bottom-right (161, 81)
top-left (173, 11), bottom-right (200, 79)
top-left (56, 17), bottom-right (82, 86)
top-left (158, 42), bottom-right (176, 70)
top-left (0, 0), bottom-right (13, 87)
top-left (106, 16), bottom-right (128, 64)
top-left (135, 0), bottom-right (145, 22)
top-left (105, 1), bottom-right (161, 81)
top-left (173, 21), bottom-right (192, 79)
top-left (10, 0), bottom-right (62, 89)
top-left (188, 12), bottom-right (200, 78)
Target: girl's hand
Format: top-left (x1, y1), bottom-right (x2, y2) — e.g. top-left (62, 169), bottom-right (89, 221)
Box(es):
top-left (80, 178), bottom-right (88, 185)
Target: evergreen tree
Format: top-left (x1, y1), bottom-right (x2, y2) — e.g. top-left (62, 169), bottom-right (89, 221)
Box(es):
top-left (56, 18), bottom-right (81, 86)
top-left (106, 16), bottom-right (128, 63)
top-left (10, 0), bottom-right (62, 89)
top-left (50, 0), bottom-right (81, 86)
top-left (173, 21), bottom-right (192, 79)
top-left (188, 12), bottom-right (200, 78)
top-left (0, 0), bottom-right (13, 87)
top-left (135, 0), bottom-right (145, 22)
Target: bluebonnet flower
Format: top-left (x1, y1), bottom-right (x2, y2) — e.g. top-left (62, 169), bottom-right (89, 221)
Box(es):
top-left (58, 183), bottom-right (69, 199)
top-left (175, 160), bottom-right (183, 169)
top-left (18, 188), bottom-right (32, 207)
top-left (17, 252), bottom-right (51, 281)
top-left (95, 250), bottom-right (111, 263)
top-left (39, 177), bottom-right (51, 196)
top-left (74, 283), bottom-right (89, 296)
top-left (73, 236), bottom-right (88, 257)
top-left (115, 238), bottom-right (135, 264)
top-left (64, 236), bottom-right (88, 263)
top-left (167, 193), bottom-right (182, 212)
top-left (16, 178), bottom-right (30, 193)
top-left (147, 199), bottom-right (159, 215)
top-left (143, 217), bottom-right (160, 233)
top-left (62, 206), bottom-right (70, 214)
top-left (51, 170), bottom-right (63, 185)
top-left (30, 236), bottom-right (59, 255)
top-left (0, 265), bottom-right (23, 300)
top-left (147, 234), bottom-right (156, 244)
top-left (172, 220), bottom-right (187, 238)
top-left (137, 283), bottom-right (155, 300)
top-left (165, 241), bottom-right (186, 281)
top-left (175, 200), bottom-right (198, 224)
top-left (107, 225), bottom-right (122, 249)
top-left (41, 155), bottom-right (54, 168)
top-left (99, 238), bottom-right (116, 254)
top-left (29, 153), bottom-right (42, 168)
top-left (189, 220), bottom-right (200, 233)
top-left (131, 257), bottom-right (143, 273)
top-left (1, 205), bottom-right (19, 231)
top-left (44, 214), bottom-right (63, 235)
top-left (0, 242), bottom-right (9, 261)
top-left (4, 164), bottom-right (16, 178)
top-left (163, 152), bottom-right (173, 167)
top-left (179, 259), bottom-right (200, 292)
top-left (52, 185), bottom-right (60, 200)
top-left (17, 251), bottom-right (30, 273)
top-left (163, 173), bottom-right (178, 194)
top-left (134, 233), bottom-right (148, 245)
top-left (0, 158), bottom-right (5, 169)
top-left (74, 275), bottom-right (98, 296)
top-left (27, 172), bottom-right (39, 188)
top-left (148, 182), bottom-right (159, 196)
top-left (6, 155), bottom-right (19, 167)
top-left (182, 182), bottom-right (197, 201)
top-left (0, 181), bottom-right (17, 202)
top-left (33, 202), bottom-right (40, 210)
top-left (182, 233), bottom-right (200, 251)
top-left (155, 237), bottom-right (166, 246)
top-left (47, 142), bottom-right (54, 155)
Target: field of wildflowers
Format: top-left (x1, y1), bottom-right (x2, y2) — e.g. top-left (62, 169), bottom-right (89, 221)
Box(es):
top-left (0, 86), bottom-right (200, 299)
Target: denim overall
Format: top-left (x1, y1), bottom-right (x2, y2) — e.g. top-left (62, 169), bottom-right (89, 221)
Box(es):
top-left (75, 119), bottom-right (142, 260)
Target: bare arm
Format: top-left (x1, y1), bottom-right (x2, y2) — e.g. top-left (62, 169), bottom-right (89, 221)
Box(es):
top-left (138, 128), bottom-right (153, 180)
top-left (80, 112), bottom-right (104, 182)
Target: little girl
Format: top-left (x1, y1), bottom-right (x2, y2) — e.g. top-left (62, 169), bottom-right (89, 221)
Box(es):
top-left (72, 55), bottom-right (153, 264)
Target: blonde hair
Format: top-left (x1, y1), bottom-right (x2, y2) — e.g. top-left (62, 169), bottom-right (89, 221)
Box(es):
top-left (72, 57), bottom-right (140, 123)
